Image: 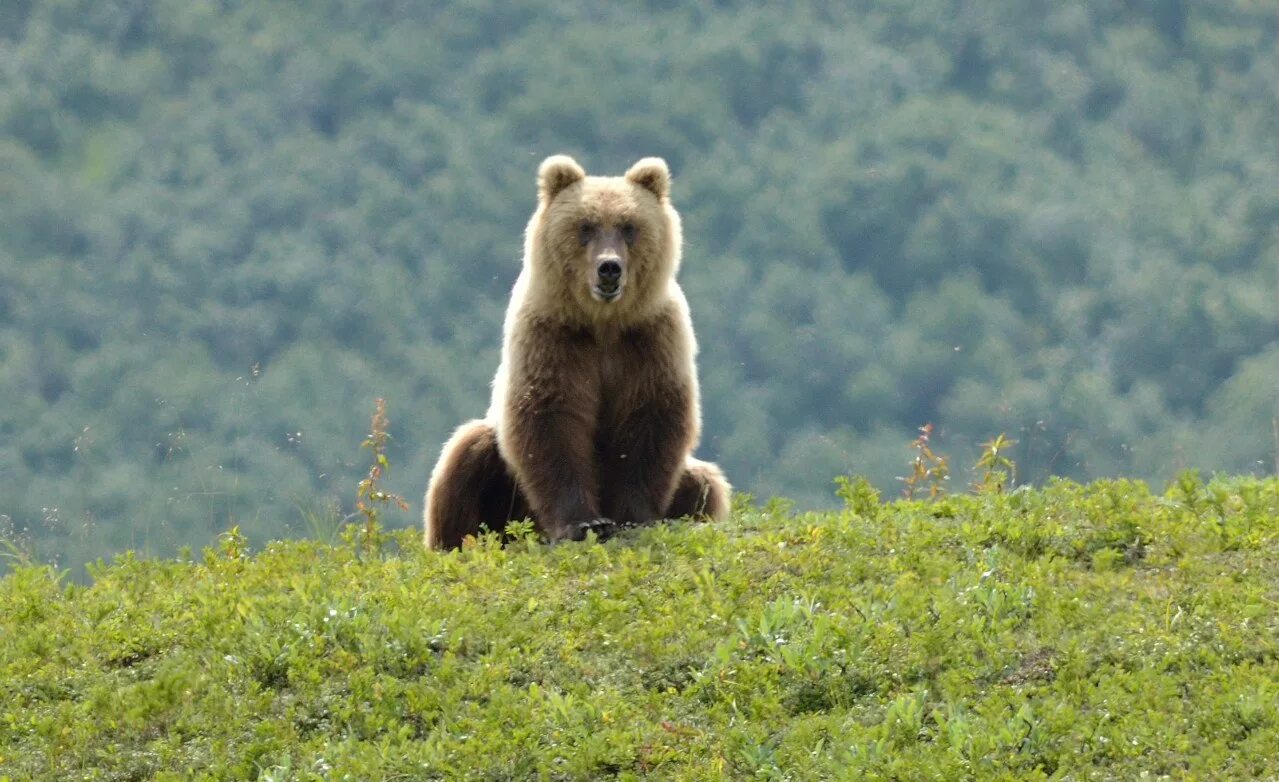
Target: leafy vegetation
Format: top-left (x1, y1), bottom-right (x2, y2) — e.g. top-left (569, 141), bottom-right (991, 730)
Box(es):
top-left (2, 476), bottom-right (1277, 779)
top-left (2, 1), bottom-right (1278, 570)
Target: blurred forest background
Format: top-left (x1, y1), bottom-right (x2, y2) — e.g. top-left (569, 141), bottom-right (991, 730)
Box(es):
top-left (1, 0), bottom-right (1277, 572)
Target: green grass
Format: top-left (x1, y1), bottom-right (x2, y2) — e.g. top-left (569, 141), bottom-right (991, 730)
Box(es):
top-left (3, 475), bottom-right (1279, 780)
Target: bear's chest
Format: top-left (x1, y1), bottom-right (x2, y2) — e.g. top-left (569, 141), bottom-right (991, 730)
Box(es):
top-left (594, 332), bottom-right (655, 429)
top-left (598, 349), bottom-right (628, 396)
top-left (595, 326), bottom-right (654, 399)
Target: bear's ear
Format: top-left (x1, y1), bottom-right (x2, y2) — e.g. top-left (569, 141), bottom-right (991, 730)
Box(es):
top-left (625, 157), bottom-right (670, 201)
top-left (538, 155), bottom-right (586, 204)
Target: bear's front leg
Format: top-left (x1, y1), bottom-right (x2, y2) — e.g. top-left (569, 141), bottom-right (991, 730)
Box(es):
top-left (604, 385), bottom-right (695, 527)
top-left (500, 326), bottom-right (612, 542)
top-left (511, 408), bottom-right (615, 542)
top-left (606, 414), bottom-right (692, 525)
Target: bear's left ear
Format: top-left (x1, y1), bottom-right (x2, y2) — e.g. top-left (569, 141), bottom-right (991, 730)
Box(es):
top-left (538, 155), bottom-right (586, 204)
top-left (625, 157), bottom-right (670, 201)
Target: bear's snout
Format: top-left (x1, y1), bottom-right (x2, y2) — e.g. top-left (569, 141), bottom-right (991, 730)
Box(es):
top-left (597, 260), bottom-right (622, 285)
top-left (593, 256), bottom-right (624, 301)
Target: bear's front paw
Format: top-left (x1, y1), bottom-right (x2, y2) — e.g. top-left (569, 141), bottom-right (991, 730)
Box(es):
top-left (544, 518), bottom-right (616, 543)
top-left (574, 517), bottom-right (617, 542)
top-left (612, 495), bottom-right (662, 527)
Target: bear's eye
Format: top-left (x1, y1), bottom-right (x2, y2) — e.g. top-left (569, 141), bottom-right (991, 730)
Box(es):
top-left (620, 222), bottom-right (637, 245)
top-left (578, 222), bottom-right (596, 246)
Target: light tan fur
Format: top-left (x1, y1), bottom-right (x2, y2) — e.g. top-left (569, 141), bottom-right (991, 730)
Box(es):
top-left (424, 155), bottom-right (730, 548)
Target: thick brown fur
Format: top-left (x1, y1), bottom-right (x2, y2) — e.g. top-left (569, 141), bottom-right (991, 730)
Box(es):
top-left (424, 155), bottom-right (730, 548)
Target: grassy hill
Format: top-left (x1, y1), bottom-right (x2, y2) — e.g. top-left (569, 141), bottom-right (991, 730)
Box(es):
top-left (2, 476), bottom-right (1278, 780)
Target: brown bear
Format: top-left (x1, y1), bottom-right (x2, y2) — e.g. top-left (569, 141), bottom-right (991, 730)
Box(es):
top-left (423, 155), bottom-right (731, 549)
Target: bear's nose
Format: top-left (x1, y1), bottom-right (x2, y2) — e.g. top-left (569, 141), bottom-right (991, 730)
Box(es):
top-left (597, 260), bottom-right (622, 284)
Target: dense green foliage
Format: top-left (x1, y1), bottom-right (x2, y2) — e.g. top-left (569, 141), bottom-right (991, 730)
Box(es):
top-left (3, 477), bottom-right (1278, 779)
top-left (1, 1), bottom-right (1277, 568)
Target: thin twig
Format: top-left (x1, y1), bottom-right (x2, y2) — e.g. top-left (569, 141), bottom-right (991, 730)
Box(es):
top-left (1272, 416), bottom-right (1278, 477)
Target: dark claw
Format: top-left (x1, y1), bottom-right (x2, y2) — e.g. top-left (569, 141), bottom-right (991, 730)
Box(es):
top-left (577, 517), bottom-right (617, 541)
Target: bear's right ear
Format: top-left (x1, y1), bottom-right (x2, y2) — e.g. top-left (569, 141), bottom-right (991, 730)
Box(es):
top-left (537, 155), bottom-right (586, 204)
top-left (625, 157), bottom-right (670, 201)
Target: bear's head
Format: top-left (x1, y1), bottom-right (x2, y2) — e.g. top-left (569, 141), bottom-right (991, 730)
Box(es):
top-left (524, 155), bottom-right (683, 323)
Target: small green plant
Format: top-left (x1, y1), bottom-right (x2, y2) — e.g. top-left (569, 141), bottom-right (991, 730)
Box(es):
top-left (353, 398), bottom-right (408, 555)
top-left (835, 475), bottom-right (881, 518)
top-left (973, 433), bottom-right (1018, 494)
top-left (294, 497), bottom-right (345, 544)
top-left (0, 515), bottom-right (36, 572)
top-left (217, 525), bottom-right (249, 560)
top-left (900, 423), bottom-right (950, 500)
